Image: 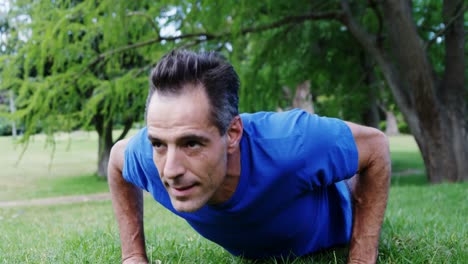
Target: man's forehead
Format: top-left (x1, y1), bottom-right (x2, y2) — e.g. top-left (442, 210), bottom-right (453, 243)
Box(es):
top-left (152, 82), bottom-right (205, 99)
top-left (148, 88), bottom-right (209, 117)
top-left (145, 83), bottom-right (220, 139)
top-left (147, 128), bottom-right (212, 141)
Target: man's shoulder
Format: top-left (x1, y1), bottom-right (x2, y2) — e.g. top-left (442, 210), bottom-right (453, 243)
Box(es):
top-left (240, 109), bottom-right (317, 138)
top-left (123, 128), bottom-right (149, 154)
top-left (109, 130), bottom-right (145, 170)
top-left (119, 127), bottom-right (156, 192)
top-left (240, 108), bottom-right (306, 121)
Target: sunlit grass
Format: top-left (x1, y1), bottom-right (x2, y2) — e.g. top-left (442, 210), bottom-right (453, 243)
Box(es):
top-left (1, 184), bottom-right (466, 263)
top-left (0, 130), bottom-right (138, 200)
top-left (0, 132), bottom-right (98, 200)
top-left (0, 133), bottom-right (466, 263)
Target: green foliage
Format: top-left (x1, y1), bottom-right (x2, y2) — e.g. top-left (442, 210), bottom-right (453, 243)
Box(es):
top-left (4, 0), bottom-right (452, 138)
top-left (220, 1), bottom-right (388, 123)
top-left (1, 0), bottom-right (404, 141)
top-left (1, 1), bottom-right (465, 178)
top-left (0, 117), bottom-right (13, 136)
top-left (1, 0), bottom-right (170, 145)
top-left (0, 103), bottom-right (12, 135)
top-left (378, 112), bottom-right (410, 134)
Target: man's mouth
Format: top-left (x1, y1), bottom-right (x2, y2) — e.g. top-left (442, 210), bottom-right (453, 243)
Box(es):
top-left (174, 184), bottom-right (195, 191)
top-left (170, 183), bottom-right (197, 197)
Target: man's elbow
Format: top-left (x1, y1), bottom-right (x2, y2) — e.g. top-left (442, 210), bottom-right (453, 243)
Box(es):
top-left (371, 129), bottom-right (391, 184)
top-left (108, 139), bottom-right (129, 184)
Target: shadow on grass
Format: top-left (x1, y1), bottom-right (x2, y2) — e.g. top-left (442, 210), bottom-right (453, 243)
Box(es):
top-left (391, 174), bottom-right (428, 187)
top-left (33, 174), bottom-right (109, 198)
top-left (390, 150), bottom-right (427, 186)
top-left (391, 151), bottom-right (424, 172)
top-left (226, 247), bottom-right (348, 264)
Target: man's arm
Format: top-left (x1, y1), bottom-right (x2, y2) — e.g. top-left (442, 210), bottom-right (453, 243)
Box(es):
top-left (108, 139), bottom-right (148, 264)
top-left (345, 122), bottom-right (391, 264)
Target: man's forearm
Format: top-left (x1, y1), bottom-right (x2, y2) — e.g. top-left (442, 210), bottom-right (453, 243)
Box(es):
top-left (114, 185), bottom-right (147, 262)
top-left (108, 158), bottom-right (148, 262)
top-left (348, 147), bottom-right (391, 263)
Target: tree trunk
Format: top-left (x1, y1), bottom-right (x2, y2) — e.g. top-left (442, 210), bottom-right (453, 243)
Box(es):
top-left (413, 114), bottom-right (468, 183)
top-left (292, 80), bottom-right (314, 114)
top-left (9, 90), bottom-right (17, 138)
top-left (439, 0), bottom-right (468, 182)
top-left (95, 113), bottom-right (113, 179)
top-left (95, 111), bottom-right (134, 179)
top-left (380, 0), bottom-right (468, 183)
top-left (360, 51), bottom-right (380, 129)
top-left (341, 0), bottom-right (468, 182)
top-left (385, 111), bottom-right (399, 136)
top-left (362, 89), bottom-right (380, 129)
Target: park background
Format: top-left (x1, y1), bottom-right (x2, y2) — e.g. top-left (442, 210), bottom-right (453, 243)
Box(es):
top-left (0, 0), bottom-right (467, 263)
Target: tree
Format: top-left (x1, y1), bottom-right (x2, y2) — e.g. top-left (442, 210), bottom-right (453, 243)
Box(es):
top-left (3, 0), bottom-right (466, 183)
top-left (182, 0), bottom-right (468, 183)
top-left (2, 1), bottom-right (173, 177)
top-left (1, 0), bottom-right (242, 178)
top-left (338, 0), bottom-right (468, 182)
top-left (0, 0), bottom-right (23, 138)
top-left (167, 0), bottom-right (467, 183)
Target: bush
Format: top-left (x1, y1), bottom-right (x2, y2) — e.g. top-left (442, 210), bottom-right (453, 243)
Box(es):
top-left (0, 116), bottom-right (14, 136)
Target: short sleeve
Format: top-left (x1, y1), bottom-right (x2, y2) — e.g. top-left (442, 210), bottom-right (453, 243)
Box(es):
top-left (122, 128), bottom-right (159, 192)
top-left (297, 112), bottom-right (358, 189)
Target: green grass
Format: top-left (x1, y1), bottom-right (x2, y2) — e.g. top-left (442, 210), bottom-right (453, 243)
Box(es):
top-left (0, 132), bottom-right (99, 200)
top-left (0, 133), bottom-right (467, 263)
top-left (1, 185), bottom-right (466, 263)
top-left (388, 135), bottom-right (428, 186)
top-left (0, 130), bottom-right (137, 200)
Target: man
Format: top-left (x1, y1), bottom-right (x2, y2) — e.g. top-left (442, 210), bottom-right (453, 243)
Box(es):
top-left (108, 50), bottom-right (391, 263)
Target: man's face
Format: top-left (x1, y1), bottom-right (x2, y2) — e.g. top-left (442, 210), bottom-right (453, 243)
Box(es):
top-left (146, 84), bottom-right (229, 212)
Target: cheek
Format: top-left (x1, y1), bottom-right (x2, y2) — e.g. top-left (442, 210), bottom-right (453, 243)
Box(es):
top-left (188, 152), bottom-right (222, 179)
top-left (152, 154), bottom-right (164, 177)
top-left (206, 149), bottom-right (227, 177)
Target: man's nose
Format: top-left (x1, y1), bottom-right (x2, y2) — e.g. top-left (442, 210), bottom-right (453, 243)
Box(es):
top-left (163, 147), bottom-right (185, 179)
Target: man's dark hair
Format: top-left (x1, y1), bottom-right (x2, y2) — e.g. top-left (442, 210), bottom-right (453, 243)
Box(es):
top-left (146, 49), bottom-right (240, 135)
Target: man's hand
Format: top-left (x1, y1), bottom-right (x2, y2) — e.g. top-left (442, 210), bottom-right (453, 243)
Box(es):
top-left (108, 139), bottom-right (149, 263)
top-left (345, 122), bottom-right (391, 264)
top-left (122, 255), bottom-right (149, 264)
top-left (123, 256), bottom-right (163, 264)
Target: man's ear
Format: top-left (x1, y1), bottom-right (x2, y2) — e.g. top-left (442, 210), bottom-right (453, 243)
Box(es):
top-left (226, 115), bottom-right (243, 154)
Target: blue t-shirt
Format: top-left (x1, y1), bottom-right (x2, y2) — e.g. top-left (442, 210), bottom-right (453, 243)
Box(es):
top-left (123, 109), bottom-right (358, 259)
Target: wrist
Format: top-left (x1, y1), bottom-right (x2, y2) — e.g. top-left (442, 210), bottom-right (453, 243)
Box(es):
top-left (348, 248), bottom-right (378, 264)
top-left (122, 254), bottom-right (148, 264)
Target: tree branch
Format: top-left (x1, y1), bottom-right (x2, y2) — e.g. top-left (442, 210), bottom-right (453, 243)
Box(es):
top-left (132, 63), bottom-right (155, 78)
top-left (114, 118), bottom-right (133, 144)
top-left (79, 11), bottom-right (344, 77)
top-left (369, 0), bottom-right (385, 49)
top-left (440, 0), bottom-right (466, 105)
top-left (425, 4), bottom-right (468, 49)
top-left (339, 0), bottom-right (415, 125)
top-left (240, 11), bottom-right (344, 34)
top-left (127, 11), bottom-right (160, 34)
top-left (79, 32), bottom-right (218, 77)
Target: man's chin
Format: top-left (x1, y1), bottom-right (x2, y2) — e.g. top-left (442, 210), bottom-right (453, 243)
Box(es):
top-left (170, 199), bottom-right (204, 213)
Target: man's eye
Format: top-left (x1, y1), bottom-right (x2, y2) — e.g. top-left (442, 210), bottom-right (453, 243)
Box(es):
top-left (186, 141), bottom-right (201, 148)
top-left (152, 141), bottom-right (165, 148)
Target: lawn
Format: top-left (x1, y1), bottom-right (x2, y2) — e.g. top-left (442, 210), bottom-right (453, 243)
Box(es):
top-left (0, 132), bottom-right (105, 201)
top-left (0, 133), bottom-right (467, 263)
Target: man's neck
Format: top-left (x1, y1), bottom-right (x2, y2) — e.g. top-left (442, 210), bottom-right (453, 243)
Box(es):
top-left (209, 146), bottom-right (242, 205)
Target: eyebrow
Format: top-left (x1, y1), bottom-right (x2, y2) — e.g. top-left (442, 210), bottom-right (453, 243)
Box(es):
top-left (147, 133), bottom-right (211, 144)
